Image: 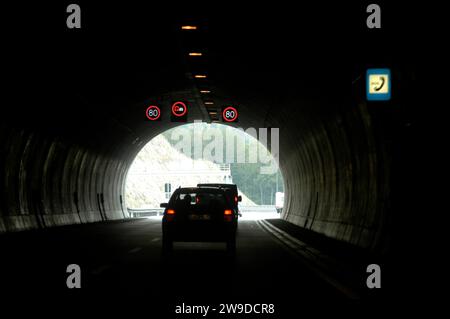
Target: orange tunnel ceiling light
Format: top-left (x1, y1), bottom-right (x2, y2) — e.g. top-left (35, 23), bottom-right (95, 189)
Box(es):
top-left (204, 101), bottom-right (214, 105)
top-left (189, 52), bottom-right (203, 57)
top-left (200, 90), bottom-right (211, 94)
top-left (181, 25), bottom-right (198, 30)
top-left (194, 75), bottom-right (207, 79)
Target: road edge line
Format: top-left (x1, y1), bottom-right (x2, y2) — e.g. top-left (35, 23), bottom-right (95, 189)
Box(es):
top-left (256, 219), bottom-right (360, 300)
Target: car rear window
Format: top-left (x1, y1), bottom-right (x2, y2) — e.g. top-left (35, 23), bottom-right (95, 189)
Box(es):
top-left (198, 184), bottom-right (237, 194)
top-left (175, 191), bottom-right (227, 208)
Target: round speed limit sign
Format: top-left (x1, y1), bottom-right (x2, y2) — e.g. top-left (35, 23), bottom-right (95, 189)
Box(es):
top-left (222, 106), bottom-right (238, 122)
top-left (146, 105), bottom-right (161, 121)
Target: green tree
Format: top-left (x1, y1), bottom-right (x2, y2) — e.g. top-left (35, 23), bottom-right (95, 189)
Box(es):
top-left (162, 123), bottom-right (283, 204)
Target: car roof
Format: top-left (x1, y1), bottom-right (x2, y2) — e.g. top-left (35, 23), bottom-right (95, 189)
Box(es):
top-left (197, 183), bottom-right (237, 189)
top-left (177, 187), bottom-right (226, 193)
top-left (198, 183), bottom-right (235, 186)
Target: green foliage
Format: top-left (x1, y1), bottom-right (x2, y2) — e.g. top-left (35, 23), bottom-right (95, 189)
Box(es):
top-left (162, 123), bottom-right (284, 205)
top-left (230, 163), bottom-right (283, 205)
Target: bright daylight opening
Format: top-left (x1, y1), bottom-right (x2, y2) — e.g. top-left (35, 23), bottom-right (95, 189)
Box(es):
top-left (125, 122), bottom-right (284, 220)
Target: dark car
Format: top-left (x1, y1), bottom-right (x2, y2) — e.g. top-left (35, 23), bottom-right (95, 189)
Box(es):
top-left (197, 183), bottom-right (242, 212)
top-left (161, 187), bottom-right (238, 254)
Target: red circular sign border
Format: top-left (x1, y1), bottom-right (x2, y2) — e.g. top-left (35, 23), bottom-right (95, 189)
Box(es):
top-left (171, 101), bottom-right (188, 117)
top-left (222, 106), bottom-right (238, 122)
top-left (146, 105), bottom-right (161, 121)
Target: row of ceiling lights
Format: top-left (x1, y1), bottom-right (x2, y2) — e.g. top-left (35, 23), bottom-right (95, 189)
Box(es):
top-left (181, 25), bottom-right (219, 122)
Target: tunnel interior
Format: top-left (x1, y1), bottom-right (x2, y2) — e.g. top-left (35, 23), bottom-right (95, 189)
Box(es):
top-left (1, 1), bottom-right (421, 272)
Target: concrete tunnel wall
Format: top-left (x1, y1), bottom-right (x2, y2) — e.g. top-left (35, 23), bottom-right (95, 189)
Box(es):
top-left (0, 128), bottom-right (129, 231)
top-left (0, 94), bottom-right (391, 255)
top-left (279, 102), bottom-right (389, 252)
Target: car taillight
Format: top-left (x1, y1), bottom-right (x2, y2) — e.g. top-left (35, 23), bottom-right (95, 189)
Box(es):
top-left (166, 209), bottom-right (175, 222)
top-left (234, 196), bottom-right (238, 203)
top-left (224, 209), bottom-right (233, 222)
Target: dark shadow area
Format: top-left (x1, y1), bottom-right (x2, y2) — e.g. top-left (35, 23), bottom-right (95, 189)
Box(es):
top-left (0, 1), bottom-right (436, 316)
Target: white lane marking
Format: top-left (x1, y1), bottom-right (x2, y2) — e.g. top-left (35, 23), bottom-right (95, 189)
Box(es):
top-left (128, 247), bottom-right (142, 254)
top-left (256, 220), bottom-right (360, 299)
top-left (151, 237), bottom-right (160, 242)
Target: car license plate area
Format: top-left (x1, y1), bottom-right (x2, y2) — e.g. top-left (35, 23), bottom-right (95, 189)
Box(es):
top-left (188, 214), bottom-right (211, 221)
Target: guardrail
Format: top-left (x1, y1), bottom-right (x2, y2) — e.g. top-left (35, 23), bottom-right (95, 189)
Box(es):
top-left (127, 205), bottom-right (279, 217)
top-left (127, 208), bottom-right (164, 218)
top-left (239, 205), bottom-right (277, 213)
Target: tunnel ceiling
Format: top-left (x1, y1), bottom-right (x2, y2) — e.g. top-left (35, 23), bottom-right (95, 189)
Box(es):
top-left (4, 3), bottom-right (417, 142)
top-left (1, 2), bottom-right (421, 254)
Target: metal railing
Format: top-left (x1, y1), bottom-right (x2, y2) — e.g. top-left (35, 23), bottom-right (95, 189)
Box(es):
top-left (238, 205), bottom-right (277, 213)
top-left (127, 205), bottom-right (278, 217)
top-left (127, 208), bottom-right (164, 218)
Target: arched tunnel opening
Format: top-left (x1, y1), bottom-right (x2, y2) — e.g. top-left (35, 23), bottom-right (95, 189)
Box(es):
top-left (125, 122), bottom-right (285, 220)
top-left (0, 1), bottom-right (429, 315)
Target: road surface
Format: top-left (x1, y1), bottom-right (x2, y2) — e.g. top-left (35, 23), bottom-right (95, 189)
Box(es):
top-left (1, 216), bottom-right (347, 317)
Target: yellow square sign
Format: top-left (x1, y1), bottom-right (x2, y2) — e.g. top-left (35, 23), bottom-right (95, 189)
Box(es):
top-left (366, 69), bottom-right (391, 101)
top-left (369, 74), bottom-right (389, 94)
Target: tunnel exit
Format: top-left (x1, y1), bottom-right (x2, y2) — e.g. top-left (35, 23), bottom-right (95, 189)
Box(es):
top-left (125, 122), bottom-right (284, 220)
